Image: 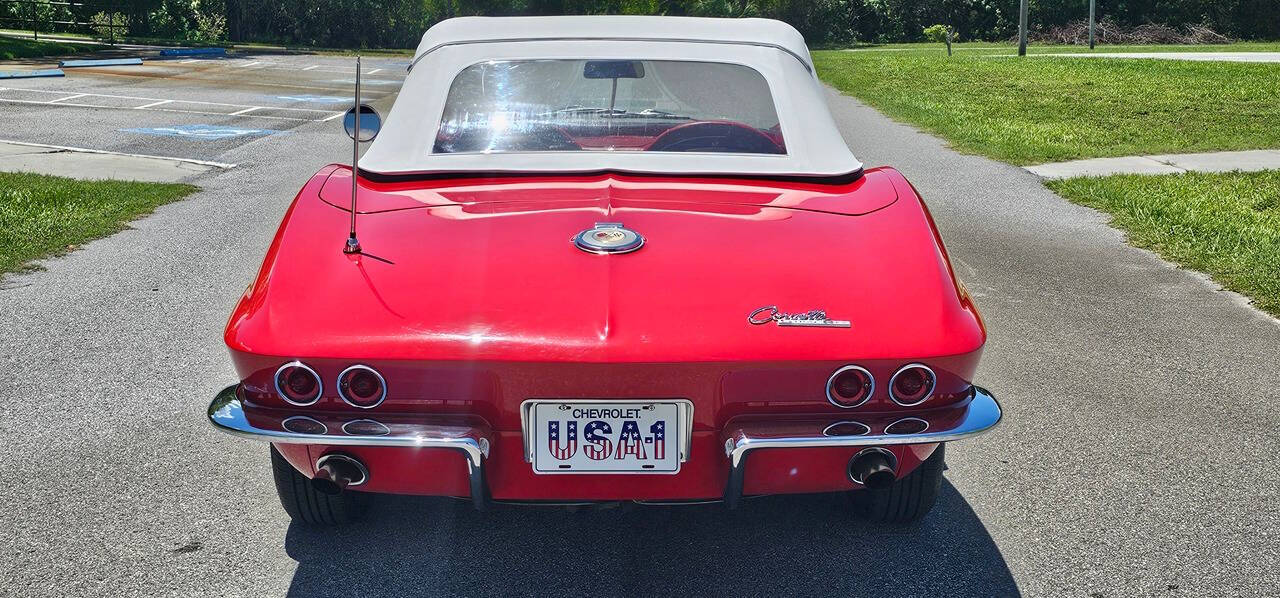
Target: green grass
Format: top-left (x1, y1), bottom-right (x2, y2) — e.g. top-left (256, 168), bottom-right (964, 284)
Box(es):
top-left (0, 172), bottom-right (198, 274)
top-left (0, 36), bottom-right (86, 60)
top-left (1047, 170), bottom-right (1280, 316)
top-left (813, 47), bottom-right (1280, 165)
top-left (843, 41), bottom-right (1280, 53)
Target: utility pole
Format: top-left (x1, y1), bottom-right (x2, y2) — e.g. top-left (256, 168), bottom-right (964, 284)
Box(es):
top-left (1017, 0), bottom-right (1029, 56)
top-left (1089, 0), bottom-right (1097, 49)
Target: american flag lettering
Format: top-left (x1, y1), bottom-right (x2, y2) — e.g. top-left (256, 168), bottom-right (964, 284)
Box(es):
top-left (614, 420), bottom-right (647, 460)
top-left (650, 420), bottom-right (666, 460)
top-left (582, 420), bottom-right (613, 460)
top-left (547, 420), bottom-right (578, 460)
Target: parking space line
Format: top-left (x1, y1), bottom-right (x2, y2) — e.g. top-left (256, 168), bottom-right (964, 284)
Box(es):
top-left (302, 65), bottom-right (319, 71)
top-left (237, 61), bottom-right (261, 68)
top-left (0, 86), bottom-right (337, 113)
top-left (47, 93), bottom-right (87, 103)
top-left (179, 58), bottom-right (199, 64)
top-left (0, 97), bottom-right (333, 123)
top-left (321, 111), bottom-right (346, 122)
top-left (369, 68), bottom-right (383, 74)
top-left (134, 99), bottom-right (172, 109)
top-left (229, 106), bottom-right (260, 115)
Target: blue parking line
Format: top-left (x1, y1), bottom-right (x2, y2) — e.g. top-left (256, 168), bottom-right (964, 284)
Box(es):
top-left (274, 94), bottom-right (350, 104)
top-left (158, 47), bottom-right (227, 56)
top-left (119, 124), bottom-right (282, 140)
top-left (59, 58), bottom-right (144, 68)
top-left (0, 69), bottom-right (64, 79)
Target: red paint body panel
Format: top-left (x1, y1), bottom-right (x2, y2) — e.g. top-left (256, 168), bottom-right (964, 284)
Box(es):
top-left (226, 166), bottom-right (985, 500)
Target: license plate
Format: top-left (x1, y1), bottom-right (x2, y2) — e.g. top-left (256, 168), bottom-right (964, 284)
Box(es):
top-left (526, 401), bottom-right (687, 474)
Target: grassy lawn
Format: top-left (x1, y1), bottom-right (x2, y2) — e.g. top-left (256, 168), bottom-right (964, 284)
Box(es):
top-left (845, 41), bottom-right (1280, 53)
top-left (1048, 170), bottom-right (1280, 316)
top-left (0, 36), bottom-right (86, 60)
top-left (813, 47), bottom-right (1280, 165)
top-left (0, 172), bottom-right (197, 274)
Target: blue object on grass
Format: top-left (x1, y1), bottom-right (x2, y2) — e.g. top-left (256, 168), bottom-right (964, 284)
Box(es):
top-left (158, 47), bottom-right (227, 56)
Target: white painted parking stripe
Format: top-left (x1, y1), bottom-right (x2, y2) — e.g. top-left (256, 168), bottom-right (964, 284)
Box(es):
top-left (302, 65), bottom-right (319, 71)
top-left (0, 97), bottom-right (329, 123)
top-left (229, 106), bottom-right (260, 115)
top-left (0, 86), bottom-right (335, 113)
top-left (134, 99), bottom-right (172, 109)
top-left (47, 93), bottom-right (87, 103)
top-left (180, 58), bottom-right (199, 64)
top-left (321, 111), bottom-right (346, 122)
top-left (369, 68), bottom-right (383, 74)
top-left (0, 138), bottom-right (237, 168)
top-left (237, 61), bottom-right (261, 68)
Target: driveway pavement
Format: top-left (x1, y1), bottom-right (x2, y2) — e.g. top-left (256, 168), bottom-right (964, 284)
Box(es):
top-left (0, 54), bottom-right (1277, 597)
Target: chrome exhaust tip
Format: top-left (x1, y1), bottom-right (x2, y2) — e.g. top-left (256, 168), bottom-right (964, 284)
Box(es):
top-left (848, 447), bottom-right (897, 490)
top-left (312, 453), bottom-right (368, 495)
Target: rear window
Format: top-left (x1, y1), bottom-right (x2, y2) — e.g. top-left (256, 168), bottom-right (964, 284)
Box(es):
top-left (433, 59), bottom-right (785, 155)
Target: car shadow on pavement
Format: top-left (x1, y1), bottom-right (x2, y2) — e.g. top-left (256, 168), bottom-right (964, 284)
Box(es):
top-left (283, 480), bottom-right (1018, 597)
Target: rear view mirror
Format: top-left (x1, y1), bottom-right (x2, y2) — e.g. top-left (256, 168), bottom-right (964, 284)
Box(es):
top-left (343, 104), bottom-right (381, 142)
top-left (584, 60), bottom-right (645, 79)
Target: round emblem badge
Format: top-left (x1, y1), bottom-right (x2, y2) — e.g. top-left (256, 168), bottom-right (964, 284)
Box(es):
top-left (573, 222), bottom-right (644, 254)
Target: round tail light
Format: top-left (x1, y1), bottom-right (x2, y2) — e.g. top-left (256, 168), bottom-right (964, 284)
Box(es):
top-left (275, 362), bottom-right (322, 406)
top-left (826, 365), bottom-right (874, 408)
top-left (274, 362), bottom-right (322, 406)
top-left (889, 364), bottom-right (936, 406)
top-left (338, 365), bottom-right (386, 409)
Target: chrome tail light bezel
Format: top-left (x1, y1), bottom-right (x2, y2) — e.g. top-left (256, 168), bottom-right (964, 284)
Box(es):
top-left (274, 361), bottom-right (323, 406)
top-left (826, 365), bottom-right (875, 409)
top-left (337, 364), bottom-right (388, 409)
top-left (888, 363), bottom-right (937, 407)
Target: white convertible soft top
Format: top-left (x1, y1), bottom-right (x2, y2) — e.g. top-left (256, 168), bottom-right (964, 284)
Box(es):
top-left (359, 16), bottom-right (863, 179)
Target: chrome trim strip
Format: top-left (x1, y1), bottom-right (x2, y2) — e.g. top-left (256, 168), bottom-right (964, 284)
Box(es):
top-left (316, 453), bottom-right (369, 487)
top-left (722, 386), bottom-right (1001, 509)
top-left (847, 447), bottom-right (897, 486)
top-left (208, 385), bottom-right (490, 509)
top-left (273, 361), bottom-right (322, 407)
top-left (336, 364), bottom-right (388, 409)
top-left (519, 399), bottom-right (695, 464)
top-left (825, 365), bottom-right (875, 409)
top-left (409, 38), bottom-right (815, 74)
top-left (888, 363), bottom-right (936, 407)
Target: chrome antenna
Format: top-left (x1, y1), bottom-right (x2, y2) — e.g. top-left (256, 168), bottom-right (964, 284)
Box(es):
top-left (344, 55), bottom-right (362, 254)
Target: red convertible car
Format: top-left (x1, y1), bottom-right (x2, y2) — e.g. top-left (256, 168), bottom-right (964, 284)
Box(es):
top-left (208, 16), bottom-right (1001, 525)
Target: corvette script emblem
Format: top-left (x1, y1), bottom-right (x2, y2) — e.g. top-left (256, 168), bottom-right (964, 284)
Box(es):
top-left (748, 306), bottom-right (851, 328)
top-left (573, 222), bottom-right (645, 254)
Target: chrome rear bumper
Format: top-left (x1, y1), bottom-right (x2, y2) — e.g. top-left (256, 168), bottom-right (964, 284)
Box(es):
top-left (207, 385), bottom-right (492, 509)
top-left (721, 386), bottom-right (1001, 508)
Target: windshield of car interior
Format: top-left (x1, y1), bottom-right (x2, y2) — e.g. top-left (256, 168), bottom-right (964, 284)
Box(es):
top-left (433, 59), bottom-right (786, 155)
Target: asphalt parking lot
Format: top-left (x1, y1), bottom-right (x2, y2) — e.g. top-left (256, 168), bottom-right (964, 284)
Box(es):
top-left (1, 49), bottom-right (1278, 597)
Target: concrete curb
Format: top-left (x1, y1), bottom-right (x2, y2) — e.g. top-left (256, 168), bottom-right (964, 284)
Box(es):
top-left (59, 58), bottom-right (143, 68)
top-left (0, 140), bottom-right (234, 183)
top-left (0, 68), bottom-right (64, 79)
top-left (1025, 149), bottom-right (1280, 179)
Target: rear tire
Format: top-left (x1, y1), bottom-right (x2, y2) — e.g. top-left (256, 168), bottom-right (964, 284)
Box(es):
top-left (850, 444), bottom-right (945, 523)
top-left (270, 445), bottom-right (369, 525)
